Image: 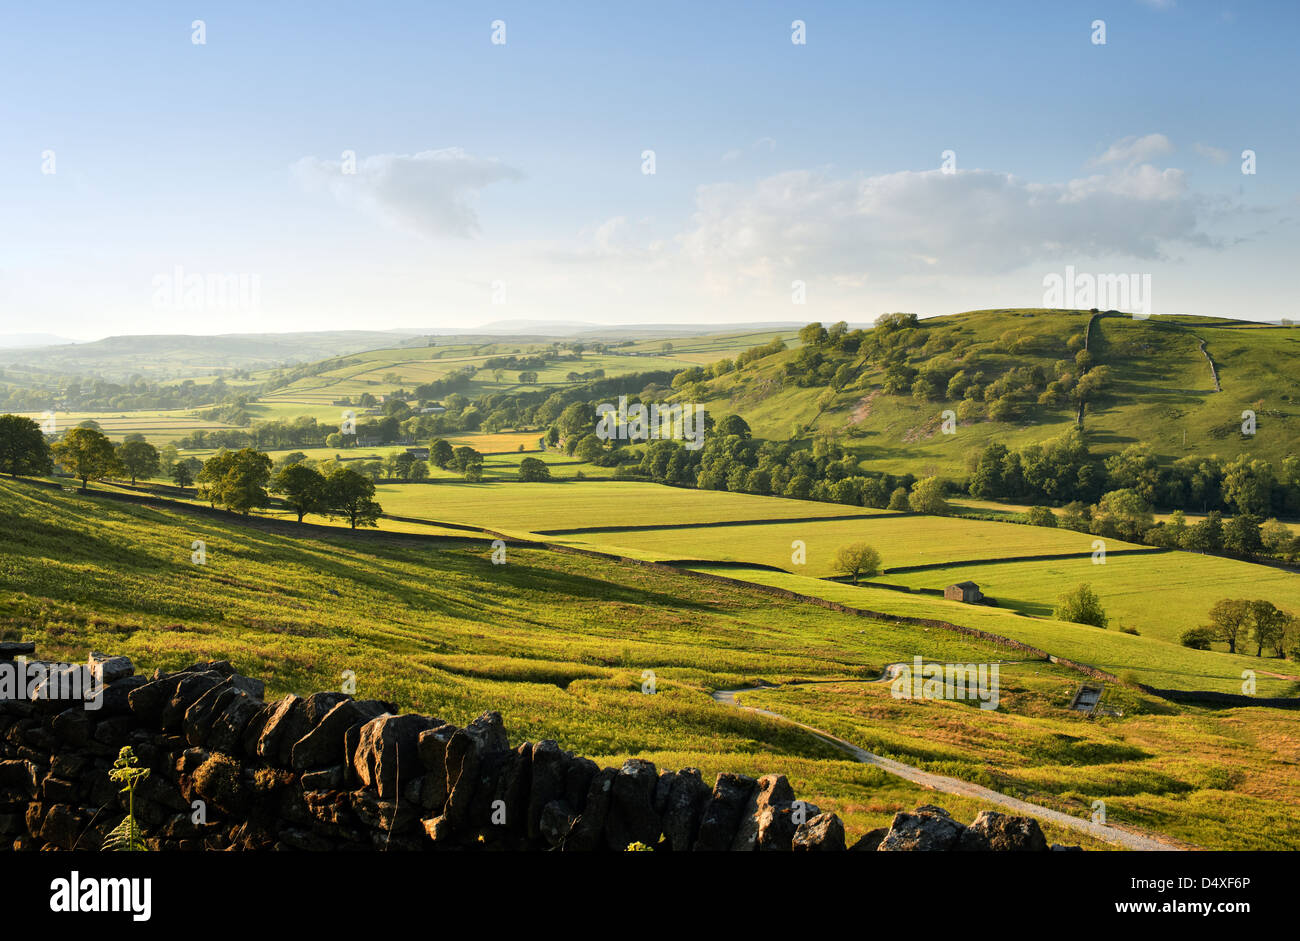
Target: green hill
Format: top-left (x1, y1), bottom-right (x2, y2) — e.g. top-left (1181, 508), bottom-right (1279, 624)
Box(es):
top-left (688, 310), bottom-right (1300, 479)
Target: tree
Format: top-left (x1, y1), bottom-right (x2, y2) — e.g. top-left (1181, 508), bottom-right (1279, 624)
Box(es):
top-left (1261, 519), bottom-right (1295, 557)
top-left (324, 467), bottom-right (382, 529)
top-left (1223, 514), bottom-right (1263, 557)
top-left (1222, 456), bottom-right (1275, 517)
top-left (117, 440), bottom-right (160, 485)
top-left (431, 438), bottom-right (455, 469)
top-left (907, 476), bottom-right (950, 515)
top-left (1207, 598), bottom-right (1251, 654)
top-left (451, 446), bottom-right (482, 472)
top-left (566, 434), bottom-right (598, 463)
top-left (968, 444), bottom-right (1009, 499)
top-left (1026, 506), bottom-right (1057, 527)
top-left (1091, 489), bottom-right (1153, 542)
top-left (0, 414), bottom-right (52, 477)
top-left (171, 457), bottom-right (201, 489)
top-left (1248, 600), bottom-right (1286, 658)
top-left (197, 448), bottom-right (272, 515)
top-left (518, 457), bottom-right (551, 482)
top-left (1153, 509), bottom-right (1188, 548)
top-left (716, 415), bottom-right (752, 439)
top-left (1180, 626), bottom-right (1215, 650)
top-left (272, 463), bottom-right (328, 522)
top-left (53, 427), bottom-right (118, 491)
top-left (783, 474), bottom-right (813, 500)
top-left (887, 486), bottom-right (910, 511)
top-left (1183, 511), bottom-right (1224, 554)
top-left (556, 402), bottom-right (593, 442)
top-left (1280, 612), bottom-right (1300, 660)
top-left (833, 543), bottom-right (881, 585)
top-left (1054, 583), bottom-right (1107, 628)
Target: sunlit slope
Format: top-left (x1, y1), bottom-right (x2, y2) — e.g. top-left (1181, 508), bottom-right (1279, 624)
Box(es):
top-left (690, 310), bottom-right (1299, 477)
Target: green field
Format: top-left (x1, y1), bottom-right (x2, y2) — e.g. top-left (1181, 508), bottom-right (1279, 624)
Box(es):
top-left (691, 566), bottom-right (1295, 697)
top-left (21, 409), bottom-right (241, 444)
top-left (373, 479), bottom-right (876, 534)
top-left (578, 514), bottom-right (1131, 573)
top-left (369, 479), bottom-right (1299, 693)
top-left (877, 553), bottom-right (1300, 648)
top-left (4, 479), bottom-right (1298, 850)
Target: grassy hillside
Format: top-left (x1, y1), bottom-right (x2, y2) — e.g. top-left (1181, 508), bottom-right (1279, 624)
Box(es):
top-left (0, 479), bottom-right (1031, 843)
top-left (4, 480), bottom-right (1299, 849)
top-left (695, 566), bottom-right (1294, 697)
top-left (371, 478), bottom-right (1299, 683)
top-left (689, 310), bottom-right (1299, 478)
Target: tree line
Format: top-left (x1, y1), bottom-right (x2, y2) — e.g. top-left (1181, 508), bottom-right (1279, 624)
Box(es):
top-left (0, 416), bottom-right (382, 529)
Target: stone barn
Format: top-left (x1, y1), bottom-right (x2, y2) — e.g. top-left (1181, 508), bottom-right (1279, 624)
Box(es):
top-left (944, 581), bottom-right (983, 604)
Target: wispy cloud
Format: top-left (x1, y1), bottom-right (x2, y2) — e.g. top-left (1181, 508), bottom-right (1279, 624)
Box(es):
top-left (291, 148), bottom-right (523, 239)
top-left (1089, 133), bottom-right (1173, 167)
top-left (675, 162), bottom-right (1213, 286)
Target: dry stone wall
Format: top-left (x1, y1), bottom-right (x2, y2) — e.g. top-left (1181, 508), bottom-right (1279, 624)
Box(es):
top-left (0, 647), bottom-right (1074, 852)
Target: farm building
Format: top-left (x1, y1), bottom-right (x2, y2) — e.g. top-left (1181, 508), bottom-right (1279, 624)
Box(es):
top-left (944, 581), bottom-right (983, 603)
top-left (404, 447), bottom-right (430, 460)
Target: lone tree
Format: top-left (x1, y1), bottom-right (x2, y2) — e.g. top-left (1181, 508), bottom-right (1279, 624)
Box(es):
top-left (53, 426), bottom-right (119, 491)
top-left (833, 543), bottom-right (882, 585)
top-left (197, 448), bottom-right (272, 515)
top-left (0, 414), bottom-right (53, 477)
top-left (272, 463), bottom-right (328, 522)
top-left (117, 440), bottom-right (160, 486)
top-left (1054, 583), bottom-right (1108, 629)
top-left (518, 457), bottom-right (551, 482)
top-left (325, 467), bottom-right (382, 529)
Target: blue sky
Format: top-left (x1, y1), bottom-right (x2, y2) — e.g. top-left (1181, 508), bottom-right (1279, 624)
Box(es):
top-left (2, 0), bottom-right (1296, 338)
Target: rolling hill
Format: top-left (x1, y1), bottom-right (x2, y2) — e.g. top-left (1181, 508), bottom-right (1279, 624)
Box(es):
top-left (687, 309), bottom-right (1300, 478)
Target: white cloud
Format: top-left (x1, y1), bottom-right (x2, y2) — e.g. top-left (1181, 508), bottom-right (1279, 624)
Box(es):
top-left (1089, 133), bottom-right (1173, 167)
top-left (291, 148), bottom-right (523, 239)
top-left (676, 163), bottom-right (1212, 286)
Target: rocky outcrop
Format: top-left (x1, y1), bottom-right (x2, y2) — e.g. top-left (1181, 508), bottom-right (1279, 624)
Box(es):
top-left (0, 647), bottom-right (1079, 852)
